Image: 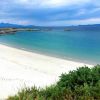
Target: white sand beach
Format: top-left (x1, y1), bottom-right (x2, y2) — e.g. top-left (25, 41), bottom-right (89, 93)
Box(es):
top-left (0, 44), bottom-right (93, 99)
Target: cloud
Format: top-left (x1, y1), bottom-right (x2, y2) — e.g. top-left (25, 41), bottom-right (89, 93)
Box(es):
top-left (0, 0), bottom-right (100, 25)
top-left (40, 18), bottom-right (100, 26)
top-left (12, 0), bottom-right (91, 8)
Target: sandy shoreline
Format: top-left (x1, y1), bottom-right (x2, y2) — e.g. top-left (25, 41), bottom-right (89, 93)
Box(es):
top-left (0, 44), bottom-right (93, 99)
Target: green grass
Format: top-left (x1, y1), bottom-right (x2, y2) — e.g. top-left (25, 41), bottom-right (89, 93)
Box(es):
top-left (7, 65), bottom-right (100, 100)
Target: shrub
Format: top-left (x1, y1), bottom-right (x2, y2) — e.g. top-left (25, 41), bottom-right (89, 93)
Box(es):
top-left (7, 65), bottom-right (100, 100)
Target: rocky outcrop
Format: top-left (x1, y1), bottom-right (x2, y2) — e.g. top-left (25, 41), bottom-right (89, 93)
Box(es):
top-left (0, 28), bottom-right (41, 35)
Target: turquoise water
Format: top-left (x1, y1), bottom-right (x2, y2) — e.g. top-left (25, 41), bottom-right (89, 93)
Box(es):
top-left (0, 30), bottom-right (100, 64)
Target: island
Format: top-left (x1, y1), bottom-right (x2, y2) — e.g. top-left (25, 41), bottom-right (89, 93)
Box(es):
top-left (0, 28), bottom-right (41, 35)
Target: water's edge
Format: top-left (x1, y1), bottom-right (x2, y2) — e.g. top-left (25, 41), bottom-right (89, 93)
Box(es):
top-left (0, 42), bottom-right (95, 65)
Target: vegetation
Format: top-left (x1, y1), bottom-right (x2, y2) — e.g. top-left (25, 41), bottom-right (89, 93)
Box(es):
top-left (0, 28), bottom-right (41, 35)
top-left (7, 65), bottom-right (100, 100)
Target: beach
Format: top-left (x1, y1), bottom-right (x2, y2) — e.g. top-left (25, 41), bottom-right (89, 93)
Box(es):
top-left (0, 44), bottom-right (93, 99)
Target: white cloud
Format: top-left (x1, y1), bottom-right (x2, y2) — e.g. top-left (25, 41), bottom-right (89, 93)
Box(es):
top-left (40, 18), bottom-right (100, 26)
top-left (42, 0), bottom-right (90, 7)
top-left (0, 18), bottom-right (33, 25)
top-left (75, 9), bottom-right (87, 17)
top-left (90, 8), bottom-right (100, 13)
top-left (13, 0), bottom-right (91, 8)
top-left (66, 18), bottom-right (100, 25)
top-left (0, 0), bottom-right (100, 25)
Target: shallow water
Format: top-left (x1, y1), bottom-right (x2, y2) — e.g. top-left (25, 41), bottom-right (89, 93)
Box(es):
top-left (0, 30), bottom-right (100, 64)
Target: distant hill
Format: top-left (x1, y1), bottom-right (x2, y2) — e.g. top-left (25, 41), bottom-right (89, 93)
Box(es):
top-left (35, 24), bottom-right (100, 31)
top-left (65, 24), bottom-right (100, 31)
top-left (0, 23), bottom-right (34, 28)
top-left (0, 23), bottom-right (100, 31)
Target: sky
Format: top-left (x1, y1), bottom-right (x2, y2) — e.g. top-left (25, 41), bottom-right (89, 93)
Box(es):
top-left (0, 0), bottom-right (100, 26)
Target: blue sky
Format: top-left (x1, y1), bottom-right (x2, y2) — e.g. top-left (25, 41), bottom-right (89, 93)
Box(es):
top-left (0, 0), bottom-right (100, 26)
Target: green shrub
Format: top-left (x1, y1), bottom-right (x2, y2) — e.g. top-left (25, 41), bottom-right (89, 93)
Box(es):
top-left (7, 65), bottom-right (100, 100)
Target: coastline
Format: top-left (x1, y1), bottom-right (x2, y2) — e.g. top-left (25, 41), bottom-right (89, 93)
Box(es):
top-left (0, 41), bottom-right (97, 65)
top-left (0, 44), bottom-right (93, 99)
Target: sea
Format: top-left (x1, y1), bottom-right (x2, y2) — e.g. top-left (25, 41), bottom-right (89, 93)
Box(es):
top-left (0, 29), bottom-right (100, 65)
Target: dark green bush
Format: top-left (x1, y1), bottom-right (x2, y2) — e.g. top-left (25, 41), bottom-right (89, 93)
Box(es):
top-left (7, 65), bottom-right (100, 100)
